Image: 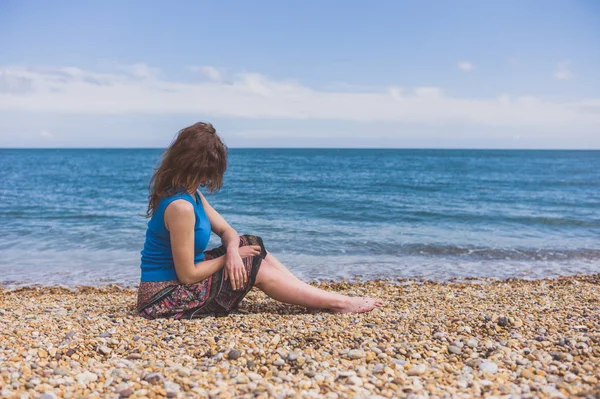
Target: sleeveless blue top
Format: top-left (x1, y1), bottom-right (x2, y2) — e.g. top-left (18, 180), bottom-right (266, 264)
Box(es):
top-left (140, 190), bottom-right (211, 282)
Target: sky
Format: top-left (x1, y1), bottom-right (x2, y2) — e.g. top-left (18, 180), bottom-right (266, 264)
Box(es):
top-left (0, 0), bottom-right (599, 148)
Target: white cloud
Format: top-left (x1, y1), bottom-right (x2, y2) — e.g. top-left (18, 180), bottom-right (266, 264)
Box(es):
top-left (554, 60), bottom-right (573, 80)
top-left (40, 130), bottom-right (53, 139)
top-left (458, 61), bottom-right (474, 72)
top-left (0, 64), bottom-right (598, 133)
top-left (388, 87), bottom-right (403, 102)
top-left (188, 65), bottom-right (222, 82)
top-left (121, 63), bottom-right (159, 80)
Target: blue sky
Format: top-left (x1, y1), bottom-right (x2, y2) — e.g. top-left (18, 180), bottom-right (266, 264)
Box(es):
top-left (1, 0), bottom-right (599, 148)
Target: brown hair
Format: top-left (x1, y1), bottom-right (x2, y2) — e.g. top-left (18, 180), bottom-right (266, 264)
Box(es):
top-left (146, 122), bottom-right (228, 217)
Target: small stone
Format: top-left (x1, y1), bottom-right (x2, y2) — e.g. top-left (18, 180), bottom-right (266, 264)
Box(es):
top-left (118, 388), bottom-right (133, 398)
top-left (99, 331), bottom-right (111, 338)
top-left (177, 367), bottom-right (191, 377)
top-left (348, 349), bottom-right (365, 359)
top-left (143, 372), bottom-right (163, 383)
top-left (497, 317), bottom-right (509, 327)
top-left (347, 376), bottom-right (363, 386)
top-left (247, 372), bottom-right (262, 382)
top-left (133, 335), bottom-right (141, 341)
top-left (467, 339), bottom-right (478, 348)
top-left (98, 345), bottom-right (111, 355)
top-left (65, 332), bottom-right (76, 340)
top-left (53, 368), bottom-right (70, 376)
top-left (448, 345), bottom-right (462, 354)
top-left (270, 334), bottom-right (281, 346)
top-left (520, 369), bottom-right (535, 379)
top-left (227, 350), bottom-right (242, 360)
top-left (479, 361), bottom-right (498, 374)
top-left (76, 371), bottom-right (98, 385)
top-left (273, 358), bottom-right (285, 366)
top-left (165, 382), bottom-right (180, 398)
top-left (39, 393), bottom-right (57, 399)
top-left (564, 373), bottom-right (577, 383)
top-left (407, 364), bottom-right (427, 376)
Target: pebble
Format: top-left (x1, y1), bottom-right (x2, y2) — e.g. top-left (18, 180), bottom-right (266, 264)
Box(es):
top-left (479, 361), bottom-right (498, 374)
top-left (347, 376), bottom-right (363, 386)
top-left (273, 358), bottom-right (285, 367)
top-left (76, 371), bottom-right (98, 385)
top-left (118, 387), bottom-right (133, 398)
top-left (177, 367), bottom-right (191, 377)
top-left (348, 349), bottom-right (366, 359)
top-left (497, 317), bottom-right (509, 327)
top-left (143, 372), bottom-right (163, 383)
top-left (407, 364), bottom-right (427, 376)
top-left (53, 368), bottom-right (69, 376)
top-left (1, 276), bottom-right (598, 398)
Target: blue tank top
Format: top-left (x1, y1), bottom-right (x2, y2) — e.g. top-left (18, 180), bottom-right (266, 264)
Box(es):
top-left (140, 190), bottom-right (211, 282)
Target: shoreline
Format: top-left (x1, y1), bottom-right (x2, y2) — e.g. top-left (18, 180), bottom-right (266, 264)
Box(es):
top-left (2, 272), bottom-right (599, 291)
top-left (1, 275), bottom-right (598, 398)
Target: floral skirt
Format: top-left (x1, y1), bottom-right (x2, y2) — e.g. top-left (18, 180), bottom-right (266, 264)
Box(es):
top-left (136, 234), bottom-right (267, 320)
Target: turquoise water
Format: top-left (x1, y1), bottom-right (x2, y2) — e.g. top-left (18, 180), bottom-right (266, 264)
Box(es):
top-left (0, 149), bottom-right (598, 286)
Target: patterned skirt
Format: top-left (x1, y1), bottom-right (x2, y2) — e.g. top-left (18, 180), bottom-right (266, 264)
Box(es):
top-left (136, 234), bottom-right (267, 320)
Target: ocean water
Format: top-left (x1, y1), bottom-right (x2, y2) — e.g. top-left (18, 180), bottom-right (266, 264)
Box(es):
top-left (0, 149), bottom-right (598, 287)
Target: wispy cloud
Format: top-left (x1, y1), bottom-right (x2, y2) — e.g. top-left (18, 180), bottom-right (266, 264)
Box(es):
top-left (458, 61), bottom-right (474, 72)
top-left (554, 60), bottom-right (574, 80)
top-left (0, 64), bottom-right (598, 132)
top-left (188, 65), bottom-right (222, 82)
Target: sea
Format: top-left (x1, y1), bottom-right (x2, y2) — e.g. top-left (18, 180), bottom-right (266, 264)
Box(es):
top-left (0, 149), bottom-right (598, 287)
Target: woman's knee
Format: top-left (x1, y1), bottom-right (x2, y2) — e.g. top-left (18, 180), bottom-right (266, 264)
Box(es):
top-left (255, 258), bottom-right (276, 287)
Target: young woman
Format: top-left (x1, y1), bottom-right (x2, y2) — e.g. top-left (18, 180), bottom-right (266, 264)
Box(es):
top-left (137, 122), bottom-right (383, 319)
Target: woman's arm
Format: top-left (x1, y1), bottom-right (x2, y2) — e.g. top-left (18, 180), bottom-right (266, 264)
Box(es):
top-left (197, 190), bottom-right (241, 257)
top-left (165, 199), bottom-right (226, 284)
top-left (197, 191), bottom-right (260, 291)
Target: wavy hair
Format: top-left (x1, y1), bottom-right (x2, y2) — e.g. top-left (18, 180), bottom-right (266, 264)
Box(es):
top-left (146, 122), bottom-right (228, 217)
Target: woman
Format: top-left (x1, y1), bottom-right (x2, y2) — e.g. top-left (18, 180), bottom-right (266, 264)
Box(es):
top-left (137, 122), bottom-right (383, 319)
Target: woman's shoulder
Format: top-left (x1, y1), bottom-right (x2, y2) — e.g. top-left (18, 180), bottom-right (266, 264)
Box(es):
top-left (159, 190), bottom-right (194, 206)
top-left (161, 191), bottom-right (198, 214)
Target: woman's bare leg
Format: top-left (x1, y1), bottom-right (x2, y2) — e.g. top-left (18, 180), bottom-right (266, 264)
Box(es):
top-left (254, 254), bottom-right (384, 313)
top-left (264, 251), bottom-right (301, 282)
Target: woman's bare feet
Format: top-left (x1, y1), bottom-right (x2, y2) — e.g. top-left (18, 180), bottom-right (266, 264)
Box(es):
top-left (331, 296), bottom-right (385, 313)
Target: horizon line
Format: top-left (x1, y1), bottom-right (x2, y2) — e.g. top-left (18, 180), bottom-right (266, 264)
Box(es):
top-left (1, 146), bottom-right (599, 151)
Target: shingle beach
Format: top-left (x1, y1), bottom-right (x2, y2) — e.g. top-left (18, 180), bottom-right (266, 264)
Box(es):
top-left (1, 275), bottom-right (599, 398)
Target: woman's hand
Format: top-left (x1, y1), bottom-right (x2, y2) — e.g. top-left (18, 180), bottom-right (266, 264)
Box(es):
top-left (224, 245), bottom-right (261, 290)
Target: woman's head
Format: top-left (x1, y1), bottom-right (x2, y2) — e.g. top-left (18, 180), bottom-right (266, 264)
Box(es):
top-left (147, 122), bottom-right (228, 217)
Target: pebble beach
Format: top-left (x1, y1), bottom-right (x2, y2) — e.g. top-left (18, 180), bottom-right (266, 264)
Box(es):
top-left (1, 275), bottom-right (599, 399)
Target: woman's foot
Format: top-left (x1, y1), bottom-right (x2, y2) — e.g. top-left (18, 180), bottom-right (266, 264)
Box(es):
top-left (331, 296), bottom-right (385, 313)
